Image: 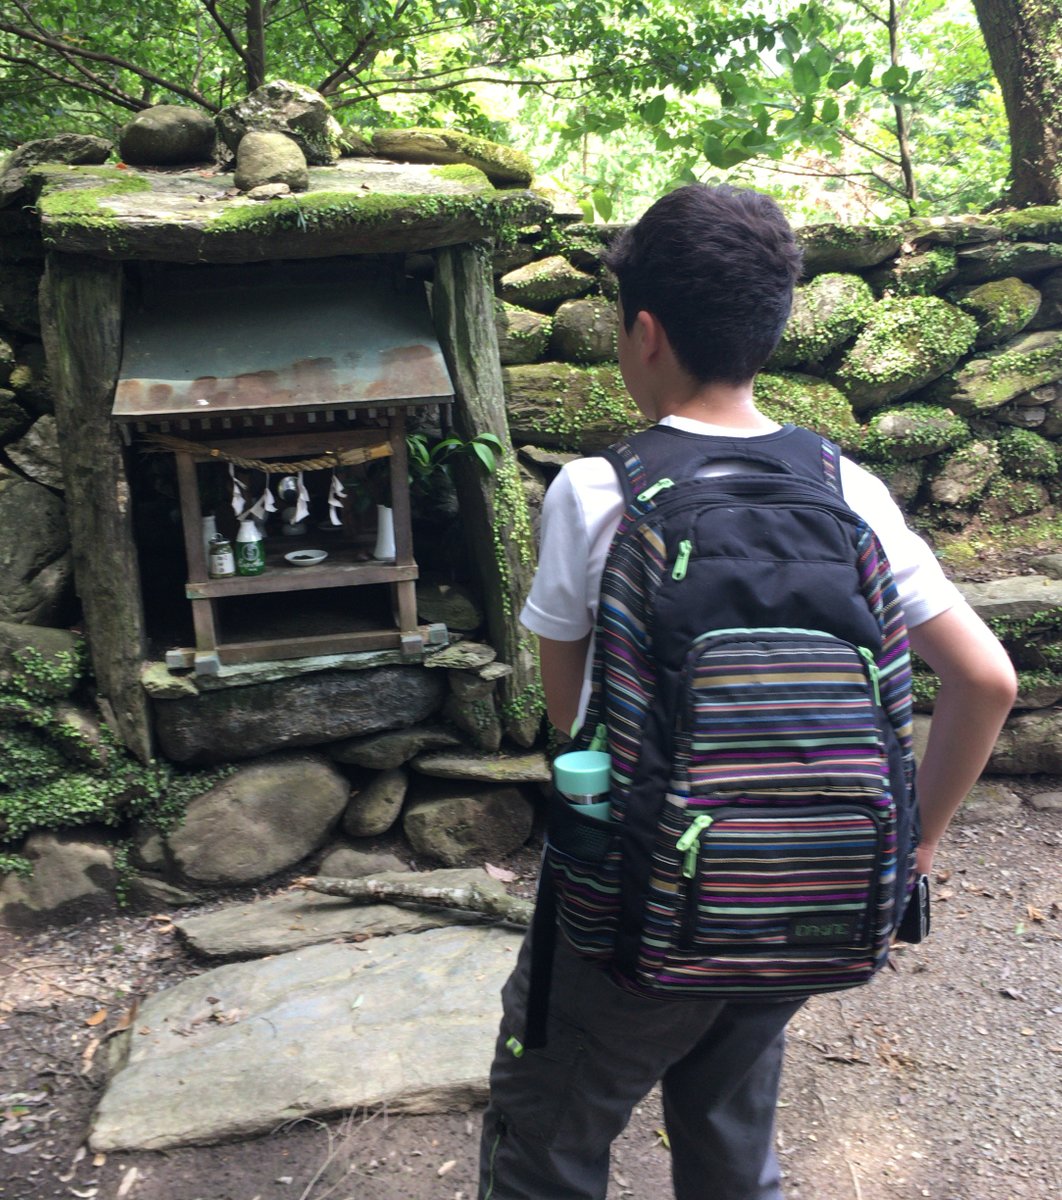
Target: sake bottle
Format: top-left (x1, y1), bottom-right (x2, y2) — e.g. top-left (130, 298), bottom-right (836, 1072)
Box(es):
top-left (235, 518), bottom-right (266, 576)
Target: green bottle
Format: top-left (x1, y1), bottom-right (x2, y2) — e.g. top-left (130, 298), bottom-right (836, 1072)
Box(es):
top-left (235, 518), bottom-right (266, 576)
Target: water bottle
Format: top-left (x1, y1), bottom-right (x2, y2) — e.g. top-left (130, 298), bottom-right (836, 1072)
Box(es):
top-left (553, 749), bottom-right (611, 819)
top-left (235, 517), bottom-right (266, 576)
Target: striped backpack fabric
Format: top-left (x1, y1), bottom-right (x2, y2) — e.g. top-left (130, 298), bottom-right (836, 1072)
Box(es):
top-left (524, 423), bottom-right (918, 1048)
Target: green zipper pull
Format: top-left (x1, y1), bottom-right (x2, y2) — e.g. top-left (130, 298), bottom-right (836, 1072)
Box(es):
top-left (637, 478), bottom-right (675, 503)
top-left (676, 814), bottom-right (715, 879)
top-left (672, 539), bottom-right (693, 581)
top-left (588, 723), bottom-right (608, 752)
top-left (858, 646), bottom-right (882, 707)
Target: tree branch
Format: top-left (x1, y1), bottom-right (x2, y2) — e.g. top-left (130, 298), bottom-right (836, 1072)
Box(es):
top-left (0, 51), bottom-right (144, 113)
top-left (0, 20), bottom-right (218, 111)
top-left (197, 0), bottom-right (253, 72)
top-left (297, 875), bottom-right (533, 927)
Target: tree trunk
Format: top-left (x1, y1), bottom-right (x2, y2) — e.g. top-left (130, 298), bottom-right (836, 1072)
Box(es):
top-left (973, 0), bottom-right (1062, 205)
top-left (432, 243), bottom-right (544, 747)
top-left (245, 0), bottom-right (267, 92)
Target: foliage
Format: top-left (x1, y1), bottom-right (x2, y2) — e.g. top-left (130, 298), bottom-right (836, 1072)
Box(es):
top-left (0, 644), bottom-right (229, 867)
top-left (351, 430), bottom-right (503, 509)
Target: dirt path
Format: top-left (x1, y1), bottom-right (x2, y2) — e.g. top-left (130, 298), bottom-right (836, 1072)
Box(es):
top-left (1, 808), bottom-right (1060, 1200)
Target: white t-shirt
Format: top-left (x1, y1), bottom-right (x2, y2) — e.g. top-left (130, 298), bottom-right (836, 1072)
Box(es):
top-left (520, 416), bottom-right (961, 720)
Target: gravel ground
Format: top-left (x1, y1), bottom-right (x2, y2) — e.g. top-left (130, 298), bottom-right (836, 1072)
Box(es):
top-left (1, 804), bottom-right (1060, 1200)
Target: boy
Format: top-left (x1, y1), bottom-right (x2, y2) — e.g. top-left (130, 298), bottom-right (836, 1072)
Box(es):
top-left (479, 184), bottom-right (1016, 1200)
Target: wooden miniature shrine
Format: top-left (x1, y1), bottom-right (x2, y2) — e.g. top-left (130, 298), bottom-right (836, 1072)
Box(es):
top-left (111, 258), bottom-right (451, 674)
top-left (36, 155), bottom-right (546, 758)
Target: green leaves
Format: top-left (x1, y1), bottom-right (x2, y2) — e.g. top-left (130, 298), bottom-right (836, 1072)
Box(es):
top-left (792, 55), bottom-right (821, 96)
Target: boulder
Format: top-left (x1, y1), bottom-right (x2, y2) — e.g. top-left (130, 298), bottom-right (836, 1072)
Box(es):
top-left (833, 296), bottom-right (978, 411)
top-left (768, 273), bottom-right (872, 369)
top-left (1027, 267), bottom-right (1062, 331)
top-left (327, 723), bottom-right (461, 769)
top-left (6, 414), bottom-right (63, 489)
top-left (928, 440), bottom-right (1000, 507)
top-left (866, 246), bottom-right (958, 297)
top-left (996, 205), bottom-right (1062, 242)
top-left (902, 215), bottom-right (1004, 247)
top-left (316, 846), bottom-right (408, 877)
top-left (174, 867), bottom-right (498, 959)
top-left (0, 474), bottom-right (73, 625)
top-left (498, 255), bottom-right (596, 313)
top-left (953, 278), bottom-right (1042, 348)
top-left (139, 661), bottom-right (198, 700)
top-left (412, 748), bottom-right (550, 785)
top-left (371, 128), bottom-right (532, 187)
top-left (165, 754), bottom-right (348, 885)
top-left (492, 243), bottom-right (537, 275)
top-left (342, 766), bottom-right (409, 837)
top-left (152, 666), bottom-right (446, 765)
top-left (88, 925), bottom-right (521, 1151)
top-left (550, 297), bottom-right (618, 364)
top-left (1028, 790), bottom-right (1062, 812)
top-left (216, 81), bottom-right (344, 165)
top-left (234, 131), bottom-right (308, 193)
top-left (954, 240), bottom-right (1062, 285)
top-left (0, 262), bottom-right (43, 336)
top-left (869, 459), bottom-right (924, 504)
top-left (443, 674), bottom-right (502, 753)
top-left (753, 373), bottom-right (861, 450)
top-left (1031, 553), bottom-right (1062, 579)
top-left (125, 876), bottom-right (199, 911)
top-left (796, 223), bottom-right (903, 274)
top-left (930, 330), bottom-right (1062, 415)
top-left (504, 362), bottom-right (644, 451)
top-left (861, 405), bottom-right (969, 460)
top-left (0, 621), bottom-right (81, 695)
top-left (990, 708), bottom-right (1062, 774)
top-left (415, 579), bottom-right (484, 631)
top-left (118, 105), bottom-right (215, 166)
top-left (994, 428), bottom-right (1058, 479)
top-left (403, 784), bottom-right (534, 866)
top-left (495, 302), bottom-right (553, 365)
top-left (0, 133), bottom-right (112, 208)
top-left (0, 831), bottom-right (115, 929)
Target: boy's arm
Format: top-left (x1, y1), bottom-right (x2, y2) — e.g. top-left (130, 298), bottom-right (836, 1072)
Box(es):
top-left (539, 634), bottom-right (592, 735)
top-left (906, 603), bottom-right (1017, 876)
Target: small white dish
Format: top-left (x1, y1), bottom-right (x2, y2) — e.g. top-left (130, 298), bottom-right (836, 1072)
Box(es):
top-left (284, 548), bottom-right (328, 567)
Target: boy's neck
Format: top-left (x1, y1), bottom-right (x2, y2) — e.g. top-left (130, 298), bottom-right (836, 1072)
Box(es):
top-left (652, 378), bottom-right (778, 432)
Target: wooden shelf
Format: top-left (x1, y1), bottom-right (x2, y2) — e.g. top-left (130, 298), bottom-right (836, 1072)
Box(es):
top-left (186, 540), bottom-right (417, 599)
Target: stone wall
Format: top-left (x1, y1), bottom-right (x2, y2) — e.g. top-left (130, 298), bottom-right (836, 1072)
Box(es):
top-left (0, 131), bottom-right (1059, 926)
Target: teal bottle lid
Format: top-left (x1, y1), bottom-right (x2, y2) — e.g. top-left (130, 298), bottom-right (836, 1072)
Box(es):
top-left (553, 749), bottom-right (611, 797)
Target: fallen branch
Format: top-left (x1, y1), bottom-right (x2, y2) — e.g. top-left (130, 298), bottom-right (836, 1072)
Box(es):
top-left (296, 875), bottom-right (533, 927)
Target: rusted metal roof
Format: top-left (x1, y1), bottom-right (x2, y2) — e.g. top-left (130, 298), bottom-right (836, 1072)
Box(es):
top-left (113, 260), bottom-right (453, 422)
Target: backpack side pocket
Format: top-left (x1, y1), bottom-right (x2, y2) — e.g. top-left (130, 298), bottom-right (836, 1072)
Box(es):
top-left (546, 790), bottom-right (623, 961)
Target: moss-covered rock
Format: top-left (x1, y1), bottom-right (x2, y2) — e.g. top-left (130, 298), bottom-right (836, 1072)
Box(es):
top-left (982, 478), bottom-right (1051, 521)
top-left (955, 240), bottom-right (1062, 285)
top-left (796, 223), bottom-right (902, 274)
top-left (119, 105), bottom-right (215, 167)
top-left (931, 330), bottom-right (1062, 414)
top-left (372, 128), bottom-right (533, 188)
top-left (953, 277), bottom-right (1042, 348)
top-left (862, 404), bottom-right (969, 461)
top-left (901, 214), bottom-right (1004, 247)
top-left (753, 373), bottom-right (861, 450)
top-left (866, 246), bottom-right (958, 297)
top-left (995, 428), bottom-right (1059, 479)
top-left (550, 296), bottom-right (617, 364)
top-left (498, 255), bottom-right (595, 312)
top-left (996, 206), bottom-right (1062, 242)
top-left (929, 440), bottom-right (1001, 507)
top-left (503, 362), bottom-right (644, 451)
top-left (495, 302), bottom-right (552, 365)
top-left (767, 273), bottom-right (871, 369)
top-left (833, 296), bottom-right (978, 411)
top-left (864, 459), bottom-right (925, 504)
top-left (216, 81), bottom-right (343, 165)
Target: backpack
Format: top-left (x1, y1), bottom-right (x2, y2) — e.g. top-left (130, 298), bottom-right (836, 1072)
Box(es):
top-left (523, 424), bottom-right (918, 1050)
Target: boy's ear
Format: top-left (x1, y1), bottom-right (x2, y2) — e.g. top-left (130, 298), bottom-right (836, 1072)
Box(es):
top-left (635, 309), bottom-right (667, 362)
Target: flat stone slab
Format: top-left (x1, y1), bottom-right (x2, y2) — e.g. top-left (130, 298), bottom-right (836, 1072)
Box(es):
top-left (90, 924), bottom-right (522, 1151)
top-left (957, 575), bottom-right (1062, 620)
top-left (412, 749), bottom-right (550, 784)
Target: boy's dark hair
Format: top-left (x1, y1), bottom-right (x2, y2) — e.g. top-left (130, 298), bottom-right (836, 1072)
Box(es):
top-left (604, 184), bottom-right (803, 385)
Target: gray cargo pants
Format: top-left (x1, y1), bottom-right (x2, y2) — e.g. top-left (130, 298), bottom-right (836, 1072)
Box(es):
top-left (479, 933), bottom-right (803, 1200)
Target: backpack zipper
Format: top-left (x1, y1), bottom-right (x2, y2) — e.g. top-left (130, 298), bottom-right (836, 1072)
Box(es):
top-left (857, 646), bottom-right (882, 707)
top-left (676, 813), bottom-right (715, 878)
top-left (637, 478), bottom-right (676, 503)
top-left (672, 539), bottom-right (692, 581)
